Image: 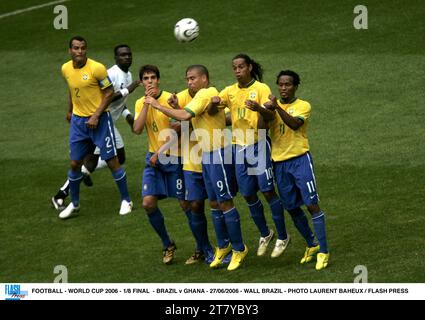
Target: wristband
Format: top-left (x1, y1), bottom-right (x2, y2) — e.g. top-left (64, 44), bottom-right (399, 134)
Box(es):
top-left (120, 88), bottom-right (129, 97)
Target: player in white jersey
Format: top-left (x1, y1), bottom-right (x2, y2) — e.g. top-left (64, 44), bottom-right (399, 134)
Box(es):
top-left (51, 45), bottom-right (141, 211)
top-left (91, 52), bottom-right (137, 170)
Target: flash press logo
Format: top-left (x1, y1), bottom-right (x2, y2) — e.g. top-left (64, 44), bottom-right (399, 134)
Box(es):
top-left (4, 284), bottom-right (28, 300)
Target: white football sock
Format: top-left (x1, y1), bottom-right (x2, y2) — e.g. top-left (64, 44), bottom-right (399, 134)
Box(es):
top-left (96, 158), bottom-right (108, 170)
top-left (60, 179), bottom-right (69, 191)
top-left (81, 165), bottom-right (91, 175)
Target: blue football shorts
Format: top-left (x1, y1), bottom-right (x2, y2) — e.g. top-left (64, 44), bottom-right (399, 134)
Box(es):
top-left (273, 152), bottom-right (319, 210)
top-left (69, 112), bottom-right (117, 161)
top-left (183, 170), bottom-right (208, 201)
top-left (142, 152), bottom-right (185, 200)
top-left (234, 139), bottom-right (275, 197)
top-left (202, 146), bottom-right (237, 202)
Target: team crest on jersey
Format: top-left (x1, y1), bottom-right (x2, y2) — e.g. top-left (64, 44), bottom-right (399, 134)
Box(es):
top-left (249, 91), bottom-right (257, 99)
top-left (82, 74), bottom-right (89, 80)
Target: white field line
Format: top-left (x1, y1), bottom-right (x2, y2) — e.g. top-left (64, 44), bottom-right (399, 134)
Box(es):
top-left (0, 0), bottom-right (70, 19)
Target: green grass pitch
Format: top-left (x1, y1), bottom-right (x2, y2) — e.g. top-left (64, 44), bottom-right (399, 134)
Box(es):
top-left (0, 0), bottom-right (424, 283)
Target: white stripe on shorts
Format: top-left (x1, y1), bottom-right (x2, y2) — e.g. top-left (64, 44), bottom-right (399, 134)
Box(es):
top-left (217, 148), bottom-right (232, 198)
top-left (106, 112), bottom-right (117, 156)
top-left (306, 152), bottom-right (319, 199)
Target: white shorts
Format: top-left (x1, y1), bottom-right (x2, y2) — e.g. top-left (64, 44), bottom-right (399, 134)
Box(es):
top-left (94, 126), bottom-right (124, 155)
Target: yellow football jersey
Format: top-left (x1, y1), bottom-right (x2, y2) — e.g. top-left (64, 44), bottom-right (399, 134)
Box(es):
top-left (184, 87), bottom-right (228, 152)
top-left (219, 80), bottom-right (271, 145)
top-left (269, 98), bottom-right (311, 161)
top-left (62, 58), bottom-right (112, 117)
top-left (134, 91), bottom-right (179, 157)
top-left (177, 89), bottom-right (202, 173)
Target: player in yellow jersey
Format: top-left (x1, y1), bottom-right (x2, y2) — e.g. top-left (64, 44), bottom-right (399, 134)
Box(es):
top-left (166, 85), bottom-right (231, 266)
top-left (146, 65), bottom-right (248, 271)
top-left (209, 54), bottom-right (290, 258)
top-left (265, 70), bottom-right (329, 270)
top-left (167, 87), bottom-right (217, 265)
top-left (52, 44), bottom-right (141, 212)
top-left (133, 65), bottom-right (212, 265)
top-left (59, 36), bottom-right (132, 219)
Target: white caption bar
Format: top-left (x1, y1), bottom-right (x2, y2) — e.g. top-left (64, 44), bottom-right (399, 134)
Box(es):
top-left (1, 283), bottom-right (424, 300)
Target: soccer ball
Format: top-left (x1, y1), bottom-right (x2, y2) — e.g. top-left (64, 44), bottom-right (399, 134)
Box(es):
top-left (174, 18), bottom-right (199, 42)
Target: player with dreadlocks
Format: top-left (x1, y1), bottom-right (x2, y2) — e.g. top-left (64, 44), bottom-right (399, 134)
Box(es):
top-left (209, 54), bottom-right (290, 259)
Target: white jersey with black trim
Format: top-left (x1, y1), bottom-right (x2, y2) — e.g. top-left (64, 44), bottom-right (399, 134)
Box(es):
top-left (107, 64), bottom-right (133, 122)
